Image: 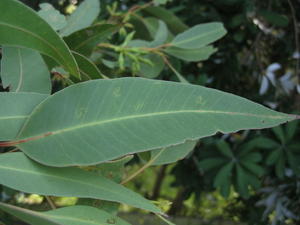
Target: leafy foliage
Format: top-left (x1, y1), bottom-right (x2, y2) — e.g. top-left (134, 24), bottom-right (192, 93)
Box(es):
top-left (0, 0), bottom-right (299, 225)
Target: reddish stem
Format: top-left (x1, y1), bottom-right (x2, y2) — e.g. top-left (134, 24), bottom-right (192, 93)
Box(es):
top-left (0, 132), bottom-right (53, 147)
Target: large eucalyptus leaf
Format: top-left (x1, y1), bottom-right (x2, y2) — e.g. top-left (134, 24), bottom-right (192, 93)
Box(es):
top-left (0, 203), bottom-right (131, 225)
top-left (0, 0), bottom-right (80, 78)
top-left (7, 78), bottom-right (298, 167)
top-left (0, 153), bottom-right (160, 213)
top-left (64, 24), bottom-right (119, 56)
top-left (171, 23), bottom-right (227, 49)
top-left (164, 46), bottom-right (217, 62)
top-left (59, 0), bottom-right (100, 37)
top-left (1, 47), bottom-right (51, 94)
top-left (0, 93), bottom-right (48, 141)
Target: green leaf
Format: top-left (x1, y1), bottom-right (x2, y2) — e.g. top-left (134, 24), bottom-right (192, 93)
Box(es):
top-left (0, 203), bottom-right (61, 225)
top-left (171, 22), bottom-right (227, 49)
top-left (235, 165), bottom-right (250, 198)
top-left (216, 140), bottom-right (233, 158)
top-left (237, 137), bottom-right (279, 157)
top-left (138, 54), bottom-right (165, 78)
top-left (0, 0), bottom-right (80, 78)
top-left (214, 162), bottom-right (234, 196)
top-left (275, 153), bottom-right (285, 179)
top-left (44, 205), bottom-right (131, 225)
top-left (266, 148), bottom-right (281, 166)
top-left (0, 93), bottom-right (48, 141)
top-left (285, 120), bottom-right (299, 142)
top-left (149, 140), bottom-right (197, 166)
top-left (214, 162), bottom-right (234, 187)
top-left (0, 203), bottom-right (131, 225)
top-left (164, 46), bottom-right (217, 62)
top-left (72, 51), bottom-right (104, 80)
top-left (142, 7), bottom-right (188, 34)
top-left (0, 153), bottom-right (160, 213)
top-left (1, 47), bottom-right (51, 94)
top-left (240, 152), bottom-right (262, 163)
top-left (144, 18), bottom-right (172, 41)
top-left (78, 156), bottom-right (133, 215)
top-left (154, 0), bottom-right (172, 5)
top-left (272, 126), bottom-right (285, 144)
top-left (240, 161), bottom-right (265, 176)
top-left (64, 24), bottom-right (119, 56)
top-left (59, 0), bottom-right (100, 37)
top-left (150, 20), bottom-right (168, 47)
top-left (197, 157), bottom-right (228, 171)
top-left (10, 78), bottom-right (298, 167)
top-left (38, 3), bottom-right (67, 31)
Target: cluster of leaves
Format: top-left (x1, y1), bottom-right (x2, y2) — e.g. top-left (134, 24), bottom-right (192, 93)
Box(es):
top-left (0, 0), bottom-right (299, 225)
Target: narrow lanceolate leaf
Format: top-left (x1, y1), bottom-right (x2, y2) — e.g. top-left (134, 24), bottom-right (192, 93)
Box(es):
top-left (164, 46), bottom-right (217, 62)
top-left (0, 93), bottom-right (48, 141)
top-left (59, 0), bottom-right (100, 37)
top-left (7, 78), bottom-right (298, 167)
top-left (0, 153), bottom-right (160, 213)
top-left (64, 24), bottom-right (119, 56)
top-left (72, 51), bottom-right (104, 80)
top-left (0, 203), bottom-right (131, 225)
top-left (0, 0), bottom-right (80, 78)
top-left (1, 47), bottom-right (51, 94)
top-left (171, 22), bottom-right (227, 49)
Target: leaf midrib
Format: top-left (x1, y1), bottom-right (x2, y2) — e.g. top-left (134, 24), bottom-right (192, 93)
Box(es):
top-left (0, 115), bottom-right (28, 120)
top-left (20, 109), bottom-right (291, 141)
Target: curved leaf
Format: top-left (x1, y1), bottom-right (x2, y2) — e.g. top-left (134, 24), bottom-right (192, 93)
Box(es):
top-left (142, 6), bottom-right (188, 34)
top-left (164, 46), bottom-right (217, 62)
top-left (0, 203), bottom-right (61, 225)
top-left (197, 157), bottom-right (228, 171)
top-left (0, 0), bottom-right (80, 78)
top-left (38, 3), bottom-right (67, 31)
top-left (0, 153), bottom-right (160, 213)
top-left (64, 24), bottom-right (119, 56)
top-left (0, 203), bottom-right (131, 225)
top-left (150, 20), bottom-right (168, 47)
top-left (59, 0), bottom-right (100, 37)
top-left (0, 93), bottom-right (48, 141)
top-left (1, 46), bottom-right (51, 94)
top-left (8, 78), bottom-right (298, 167)
top-left (72, 51), bottom-right (104, 80)
top-left (171, 22), bottom-right (227, 49)
top-left (149, 140), bottom-right (197, 166)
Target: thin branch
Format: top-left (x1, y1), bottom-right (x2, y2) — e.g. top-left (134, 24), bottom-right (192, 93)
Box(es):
top-left (161, 55), bottom-right (189, 83)
top-left (45, 196), bottom-right (56, 210)
top-left (121, 148), bottom-right (166, 185)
